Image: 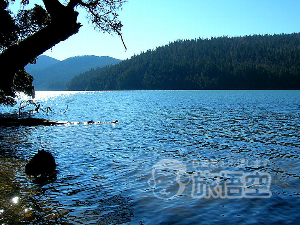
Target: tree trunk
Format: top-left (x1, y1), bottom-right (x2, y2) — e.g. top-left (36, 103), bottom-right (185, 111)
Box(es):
top-left (0, 4), bottom-right (81, 96)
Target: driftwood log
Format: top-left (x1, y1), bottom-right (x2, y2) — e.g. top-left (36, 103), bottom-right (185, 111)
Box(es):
top-left (0, 118), bottom-right (118, 126)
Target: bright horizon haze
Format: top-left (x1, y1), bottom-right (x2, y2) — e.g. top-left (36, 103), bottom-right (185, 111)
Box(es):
top-left (10, 0), bottom-right (300, 61)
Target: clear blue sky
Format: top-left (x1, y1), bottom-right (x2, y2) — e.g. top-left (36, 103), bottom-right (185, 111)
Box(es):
top-left (10, 0), bottom-right (300, 60)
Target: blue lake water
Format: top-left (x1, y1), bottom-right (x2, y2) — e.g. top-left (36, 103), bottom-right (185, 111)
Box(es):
top-left (1, 90), bottom-right (300, 224)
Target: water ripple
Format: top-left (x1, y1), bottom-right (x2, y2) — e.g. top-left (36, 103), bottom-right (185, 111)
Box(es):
top-left (1, 90), bottom-right (300, 224)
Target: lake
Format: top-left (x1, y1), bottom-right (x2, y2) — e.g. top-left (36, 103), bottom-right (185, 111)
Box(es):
top-left (0, 90), bottom-right (300, 224)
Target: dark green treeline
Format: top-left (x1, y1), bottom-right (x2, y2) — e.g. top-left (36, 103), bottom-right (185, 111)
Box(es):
top-left (67, 33), bottom-right (300, 91)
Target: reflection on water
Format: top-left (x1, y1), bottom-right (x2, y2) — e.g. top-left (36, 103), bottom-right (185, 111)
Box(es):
top-left (0, 90), bottom-right (300, 224)
top-left (0, 158), bottom-right (70, 224)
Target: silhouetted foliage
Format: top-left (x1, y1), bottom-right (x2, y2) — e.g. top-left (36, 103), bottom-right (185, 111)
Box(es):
top-left (0, 0), bottom-right (126, 105)
top-left (68, 33), bottom-right (300, 91)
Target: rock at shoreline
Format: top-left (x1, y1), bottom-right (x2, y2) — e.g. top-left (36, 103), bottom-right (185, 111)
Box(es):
top-left (25, 150), bottom-right (56, 179)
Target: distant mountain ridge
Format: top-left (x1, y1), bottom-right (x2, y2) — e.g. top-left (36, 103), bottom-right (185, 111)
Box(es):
top-left (25, 55), bottom-right (60, 73)
top-left (26, 55), bottom-right (121, 91)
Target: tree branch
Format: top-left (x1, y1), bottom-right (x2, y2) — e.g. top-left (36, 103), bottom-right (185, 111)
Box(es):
top-left (67, 0), bottom-right (81, 9)
top-left (0, 22), bottom-right (81, 96)
top-left (42, 0), bottom-right (66, 19)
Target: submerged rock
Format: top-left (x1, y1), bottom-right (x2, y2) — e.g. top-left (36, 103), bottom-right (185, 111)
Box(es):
top-left (25, 149), bottom-right (56, 179)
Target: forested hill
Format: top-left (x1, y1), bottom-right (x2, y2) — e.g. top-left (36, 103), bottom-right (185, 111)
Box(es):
top-left (68, 33), bottom-right (300, 91)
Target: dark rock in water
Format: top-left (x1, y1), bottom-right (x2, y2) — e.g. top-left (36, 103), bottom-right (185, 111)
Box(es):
top-left (25, 149), bottom-right (56, 178)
